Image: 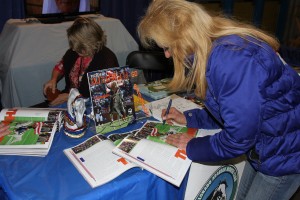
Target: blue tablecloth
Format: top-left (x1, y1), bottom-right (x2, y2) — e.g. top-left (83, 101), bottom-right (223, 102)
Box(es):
top-left (0, 119), bottom-right (188, 200)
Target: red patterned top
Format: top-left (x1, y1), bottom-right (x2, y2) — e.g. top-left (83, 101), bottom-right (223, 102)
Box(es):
top-left (54, 56), bottom-right (92, 88)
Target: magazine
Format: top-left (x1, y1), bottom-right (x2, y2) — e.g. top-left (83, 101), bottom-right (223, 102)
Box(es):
top-left (112, 120), bottom-right (199, 187)
top-left (0, 108), bottom-right (64, 156)
top-left (87, 66), bottom-right (136, 134)
top-left (65, 121), bottom-right (198, 188)
top-left (0, 108), bottom-right (64, 123)
top-left (64, 133), bottom-right (138, 188)
top-left (137, 78), bottom-right (173, 100)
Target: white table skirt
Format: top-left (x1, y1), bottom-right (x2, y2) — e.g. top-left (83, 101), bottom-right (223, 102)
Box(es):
top-left (0, 15), bottom-right (138, 108)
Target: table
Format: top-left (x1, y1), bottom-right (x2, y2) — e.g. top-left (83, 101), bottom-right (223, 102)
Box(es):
top-left (0, 119), bottom-right (188, 200)
top-left (0, 15), bottom-right (138, 108)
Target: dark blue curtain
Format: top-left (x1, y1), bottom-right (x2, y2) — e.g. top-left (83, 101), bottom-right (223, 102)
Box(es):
top-left (101, 0), bottom-right (151, 47)
top-left (0, 0), bottom-right (24, 108)
top-left (0, 0), bottom-right (25, 33)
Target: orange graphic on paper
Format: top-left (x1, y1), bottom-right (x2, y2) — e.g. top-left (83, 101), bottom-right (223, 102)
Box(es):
top-left (117, 157), bottom-right (128, 165)
top-left (175, 149), bottom-right (187, 160)
top-left (4, 109), bottom-right (17, 122)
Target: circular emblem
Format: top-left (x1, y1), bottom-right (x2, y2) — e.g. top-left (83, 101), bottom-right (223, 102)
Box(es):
top-left (195, 165), bottom-right (239, 200)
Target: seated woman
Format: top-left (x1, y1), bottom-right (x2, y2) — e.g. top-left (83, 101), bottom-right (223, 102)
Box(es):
top-left (43, 17), bottom-right (119, 107)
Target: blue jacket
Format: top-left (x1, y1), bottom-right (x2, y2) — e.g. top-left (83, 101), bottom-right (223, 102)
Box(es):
top-left (185, 35), bottom-right (300, 176)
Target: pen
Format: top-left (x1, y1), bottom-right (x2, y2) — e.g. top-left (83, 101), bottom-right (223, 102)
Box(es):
top-left (163, 99), bottom-right (172, 125)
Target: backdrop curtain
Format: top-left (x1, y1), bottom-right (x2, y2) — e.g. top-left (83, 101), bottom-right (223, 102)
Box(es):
top-left (101, 0), bottom-right (151, 47)
top-left (0, 0), bottom-right (24, 33)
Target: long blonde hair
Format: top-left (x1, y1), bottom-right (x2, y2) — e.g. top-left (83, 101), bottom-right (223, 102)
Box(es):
top-left (67, 17), bottom-right (107, 57)
top-left (138, 0), bottom-right (279, 99)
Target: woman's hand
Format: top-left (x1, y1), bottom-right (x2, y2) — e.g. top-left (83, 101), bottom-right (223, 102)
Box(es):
top-left (43, 79), bottom-right (57, 95)
top-left (0, 123), bottom-right (10, 137)
top-left (161, 107), bottom-right (187, 125)
top-left (165, 133), bottom-right (194, 150)
top-left (49, 93), bottom-right (69, 106)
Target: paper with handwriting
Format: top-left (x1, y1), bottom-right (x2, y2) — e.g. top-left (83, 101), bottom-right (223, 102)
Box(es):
top-left (146, 94), bottom-right (202, 126)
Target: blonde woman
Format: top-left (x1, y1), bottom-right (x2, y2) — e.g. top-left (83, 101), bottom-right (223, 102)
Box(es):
top-left (44, 17), bottom-right (119, 106)
top-left (138, 0), bottom-right (300, 199)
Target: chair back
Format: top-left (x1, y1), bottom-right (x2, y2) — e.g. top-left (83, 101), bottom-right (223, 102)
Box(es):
top-left (0, 93), bottom-right (2, 110)
top-left (126, 51), bottom-right (174, 82)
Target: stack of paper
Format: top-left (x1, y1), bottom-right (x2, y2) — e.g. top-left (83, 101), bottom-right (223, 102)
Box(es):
top-left (0, 108), bottom-right (64, 156)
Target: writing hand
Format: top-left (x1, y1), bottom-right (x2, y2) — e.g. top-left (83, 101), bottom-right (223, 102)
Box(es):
top-left (161, 107), bottom-right (187, 125)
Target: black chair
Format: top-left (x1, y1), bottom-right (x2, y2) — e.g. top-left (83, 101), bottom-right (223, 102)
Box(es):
top-left (0, 92), bottom-right (2, 110)
top-left (126, 51), bottom-right (174, 83)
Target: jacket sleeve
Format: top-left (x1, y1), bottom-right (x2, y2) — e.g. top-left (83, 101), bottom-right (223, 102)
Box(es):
top-left (186, 42), bottom-right (264, 162)
top-left (183, 108), bottom-right (221, 129)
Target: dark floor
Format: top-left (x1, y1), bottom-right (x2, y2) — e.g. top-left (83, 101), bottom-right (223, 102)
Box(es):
top-left (291, 188), bottom-right (300, 200)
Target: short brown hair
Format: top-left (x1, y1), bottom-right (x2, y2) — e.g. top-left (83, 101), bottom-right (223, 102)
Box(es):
top-left (67, 17), bottom-right (107, 57)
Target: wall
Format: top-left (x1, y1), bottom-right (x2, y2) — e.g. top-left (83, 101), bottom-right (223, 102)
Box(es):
top-left (195, 0), bottom-right (281, 36)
